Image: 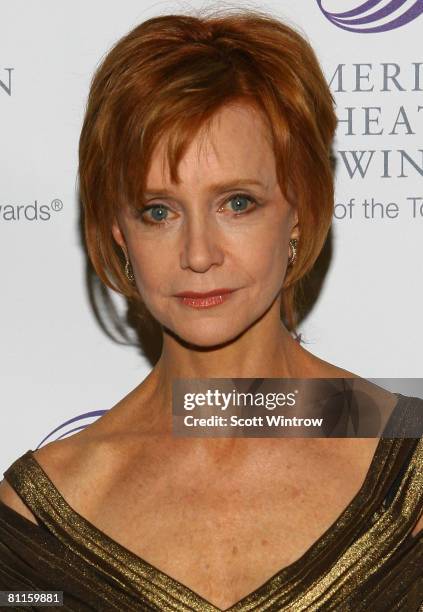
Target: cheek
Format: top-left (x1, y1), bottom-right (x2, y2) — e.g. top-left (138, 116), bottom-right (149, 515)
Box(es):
top-left (128, 242), bottom-right (165, 293)
top-left (240, 222), bottom-right (287, 275)
top-left (246, 245), bottom-right (285, 281)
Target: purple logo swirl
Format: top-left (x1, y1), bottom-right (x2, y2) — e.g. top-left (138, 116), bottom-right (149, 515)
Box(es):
top-left (37, 410), bottom-right (107, 448)
top-left (317, 0), bottom-right (423, 32)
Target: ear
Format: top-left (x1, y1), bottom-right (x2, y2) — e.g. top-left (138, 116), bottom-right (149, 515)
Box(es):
top-left (290, 207), bottom-right (300, 240)
top-left (111, 217), bottom-right (126, 251)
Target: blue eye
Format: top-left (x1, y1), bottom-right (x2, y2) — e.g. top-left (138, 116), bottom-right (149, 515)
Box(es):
top-left (227, 194), bottom-right (255, 213)
top-left (138, 204), bottom-right (169, 225)
top-left (137, 193), bottom-right (258, 227)
top-left (149, 205), bottom-right (168, 221)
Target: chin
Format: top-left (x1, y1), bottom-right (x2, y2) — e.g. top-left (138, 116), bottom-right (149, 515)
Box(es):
top-left (163, 319), bottom-right (250, 350)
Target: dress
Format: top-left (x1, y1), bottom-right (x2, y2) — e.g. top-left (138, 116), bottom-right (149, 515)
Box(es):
top-left (0, 393), bottom-right (422, 611)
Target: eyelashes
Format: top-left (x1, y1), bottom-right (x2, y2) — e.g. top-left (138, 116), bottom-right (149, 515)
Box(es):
top-left (136, 193), bottom-right (260, 228)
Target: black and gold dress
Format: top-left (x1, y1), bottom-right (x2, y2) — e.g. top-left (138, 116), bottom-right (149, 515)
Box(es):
top-left (0, 393), bottom-right (422, 611)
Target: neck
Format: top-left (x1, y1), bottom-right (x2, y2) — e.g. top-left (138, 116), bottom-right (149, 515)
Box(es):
top-left (138, 304), bottom-right (316, 423)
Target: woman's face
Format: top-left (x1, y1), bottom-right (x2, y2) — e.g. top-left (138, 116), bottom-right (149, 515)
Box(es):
top-left (112, 102), bottom-right (299, 347)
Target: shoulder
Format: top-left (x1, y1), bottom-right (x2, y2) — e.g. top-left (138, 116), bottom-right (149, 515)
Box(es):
top-left (0, 383), bottom-right (156, 528)
top-left (0, 425), bottom-right (117, 526)
top-left (297, 346), bottom-right (360, 379)
top-left (0, 437), bottom-right (84, 526)
top-left (301, 352), bottom-right (403, 410)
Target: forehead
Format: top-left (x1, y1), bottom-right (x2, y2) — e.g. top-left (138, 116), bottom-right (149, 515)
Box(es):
top-left (146, 102), bottom-right (276, 189)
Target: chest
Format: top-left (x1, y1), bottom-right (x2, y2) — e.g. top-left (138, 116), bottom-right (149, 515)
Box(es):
top-left (78, 444), bottom-right (375, 609)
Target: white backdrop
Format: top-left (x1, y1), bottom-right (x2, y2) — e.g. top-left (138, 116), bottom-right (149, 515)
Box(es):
top-left (1, 0), bottom-right (422, 471)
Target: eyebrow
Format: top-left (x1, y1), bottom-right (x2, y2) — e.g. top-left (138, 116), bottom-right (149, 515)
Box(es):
top-left (143, 179), bottom-right (266, 198)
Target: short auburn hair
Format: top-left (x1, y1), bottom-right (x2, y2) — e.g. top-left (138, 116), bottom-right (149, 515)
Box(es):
top-left (78, 8), bottom-right (337, 335)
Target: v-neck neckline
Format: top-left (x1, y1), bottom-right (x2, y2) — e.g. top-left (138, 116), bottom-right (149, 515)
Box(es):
top-left (17, 433), bottom-right (403, 612)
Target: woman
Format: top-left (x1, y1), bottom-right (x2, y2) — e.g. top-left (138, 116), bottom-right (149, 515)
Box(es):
top-left (0, 8), bottom-right (422, 611)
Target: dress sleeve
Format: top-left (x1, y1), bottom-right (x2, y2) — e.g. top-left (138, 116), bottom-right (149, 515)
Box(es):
top-left (0, 500), bottom-right (99, 611)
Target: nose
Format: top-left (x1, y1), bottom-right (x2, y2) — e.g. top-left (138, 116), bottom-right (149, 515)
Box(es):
top-left (179, 213), bottom-right (224, 273)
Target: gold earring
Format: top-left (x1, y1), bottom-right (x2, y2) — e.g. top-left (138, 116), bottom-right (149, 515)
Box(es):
top-left (123, 250), bottom-right (135, 284)
top-left (288, 238), bottom-right (298, 266)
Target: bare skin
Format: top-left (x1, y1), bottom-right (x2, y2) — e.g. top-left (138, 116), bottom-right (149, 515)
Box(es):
top-left (0, 373), bottom-right (421, 609)
top-left (0, 102), bottom-right (421, 610)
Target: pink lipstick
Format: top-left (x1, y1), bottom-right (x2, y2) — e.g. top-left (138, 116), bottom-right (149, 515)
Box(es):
top-left (174, 288), bottom-right (236, 309)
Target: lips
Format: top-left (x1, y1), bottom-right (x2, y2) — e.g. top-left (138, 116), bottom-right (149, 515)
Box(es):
top-left (174, 288), bottom-right (235, 298)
